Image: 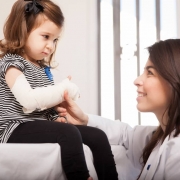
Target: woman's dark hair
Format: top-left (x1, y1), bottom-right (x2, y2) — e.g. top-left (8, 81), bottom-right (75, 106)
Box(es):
top-left (0, 0), bottom-right (64, 66)
top-left (141, 39), bottom-right (180, 165)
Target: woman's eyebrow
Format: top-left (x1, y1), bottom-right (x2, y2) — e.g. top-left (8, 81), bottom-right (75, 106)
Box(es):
top-left (41, 31), bottom-right (51, 34)
top-left (144, 66), bottom-right (155, 70)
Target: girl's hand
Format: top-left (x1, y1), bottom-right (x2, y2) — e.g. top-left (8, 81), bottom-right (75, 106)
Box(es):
top-left (67, 75), bottom-right (71, 80)
top-left (55, 91), bottom-right (88, 125)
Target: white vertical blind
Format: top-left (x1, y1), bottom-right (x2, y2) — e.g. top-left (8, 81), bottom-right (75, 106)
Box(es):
top-left (100, 0), bottom-right (178, 127)
top-left (139, 0), bottom-right (158, 126)
top-left (120, 0), bottom-right (138, 127)
top-left (100, 0), bottom-right (115, 120)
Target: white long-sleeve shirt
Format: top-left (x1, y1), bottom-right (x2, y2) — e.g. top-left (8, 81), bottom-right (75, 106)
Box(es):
top-left (87, 114), bottom-right (180, 180)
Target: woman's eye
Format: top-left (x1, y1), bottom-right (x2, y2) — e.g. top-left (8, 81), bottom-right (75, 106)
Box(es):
top-left (147, 70), bottom-right (153, 75)
top-left (43, 35), bottom-right (49, 39)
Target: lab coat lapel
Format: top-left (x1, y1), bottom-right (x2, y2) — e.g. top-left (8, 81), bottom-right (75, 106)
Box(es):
top-left (139, 132), bottom-right (174, 180)
top-left (145, 136), bottom-right (169, 179)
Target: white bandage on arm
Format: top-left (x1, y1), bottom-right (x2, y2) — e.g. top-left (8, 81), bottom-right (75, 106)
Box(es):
top-left (11, 74), bottom-right (80, 113)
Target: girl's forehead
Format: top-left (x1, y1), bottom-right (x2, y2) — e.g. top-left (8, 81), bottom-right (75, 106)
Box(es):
top-left (31, 15), bottom-right (61, 33)
top-left (32, 14), bottom-right (48, 28)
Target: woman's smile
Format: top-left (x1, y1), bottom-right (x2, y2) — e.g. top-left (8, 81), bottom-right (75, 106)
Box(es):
top-left (136, 91), bottom-right (147, 101)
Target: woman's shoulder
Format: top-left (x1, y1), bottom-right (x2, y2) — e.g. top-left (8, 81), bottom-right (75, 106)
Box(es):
top-left (133, 125), bottom-right (157, 136)
top-left (167, 134), bottom-right (180, 147)
top-left (163, 136), bottom-right (180, 168)
top-left (161, 135), bottom-right (180, 180)
top-left (162, 134), bottom-right (180, 159)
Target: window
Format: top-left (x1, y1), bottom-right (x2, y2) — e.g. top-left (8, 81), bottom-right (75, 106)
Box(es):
top-left (100, 0), bottom-right (177, 127)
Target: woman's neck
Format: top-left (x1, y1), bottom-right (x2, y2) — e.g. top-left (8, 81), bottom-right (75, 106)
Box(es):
top-left (155, 111), bottom-right (168, 132)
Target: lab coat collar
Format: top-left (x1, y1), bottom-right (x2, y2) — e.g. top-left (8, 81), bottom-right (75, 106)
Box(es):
top-left (140, 130), bottom-right (177, 180)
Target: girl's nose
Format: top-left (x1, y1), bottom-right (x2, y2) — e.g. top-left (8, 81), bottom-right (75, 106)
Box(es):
top-left (134, 75), bottom-right (143, 86)
top-left (46, 41), bottom-right (55, 51)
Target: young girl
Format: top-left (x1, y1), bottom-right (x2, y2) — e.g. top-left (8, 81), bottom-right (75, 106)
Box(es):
top-left (0, 0), bottom-right (118, 180)
top-left (57, 39), bottom-right (180, 180)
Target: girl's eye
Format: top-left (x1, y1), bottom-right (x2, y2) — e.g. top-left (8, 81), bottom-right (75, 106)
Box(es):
top-left (54, 38), bottom-right (59, 43)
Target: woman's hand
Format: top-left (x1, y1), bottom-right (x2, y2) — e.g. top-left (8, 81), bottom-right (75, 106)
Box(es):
top-left (55, 91), bottom-right (89, 125)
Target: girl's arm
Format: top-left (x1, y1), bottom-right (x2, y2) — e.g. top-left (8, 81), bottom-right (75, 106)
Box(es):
top-left (5, 67), bottom-right (80, 113)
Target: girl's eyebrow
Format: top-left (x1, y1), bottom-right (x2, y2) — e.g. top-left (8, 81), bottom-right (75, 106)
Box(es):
top-left (41, 31), bottom-right (60, 38)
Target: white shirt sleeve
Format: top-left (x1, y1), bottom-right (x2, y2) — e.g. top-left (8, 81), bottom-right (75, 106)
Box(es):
top-left (87, 114), bottom-right (132, 145)
top-left (87, 114), bottom-right (157, 170)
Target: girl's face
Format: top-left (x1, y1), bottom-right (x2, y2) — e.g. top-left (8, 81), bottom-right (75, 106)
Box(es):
top-left (23, 16), bottom-right (61, 65)
top-left (134, 59), bottom-right (172, 121)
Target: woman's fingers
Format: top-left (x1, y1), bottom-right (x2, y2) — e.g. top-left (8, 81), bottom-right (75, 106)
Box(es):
top-left (57, 106), bottom-right (66, 112)
top-left (64, 90), bottom-right (72, 102)
top-left (57, 110), bottom-right (67, 117)
top-left (55, 117), bottom-right (67, 123)
top-left (64, 90), bottom-right (75, 107)
top-left (55, 106), bottom-right (67, 115)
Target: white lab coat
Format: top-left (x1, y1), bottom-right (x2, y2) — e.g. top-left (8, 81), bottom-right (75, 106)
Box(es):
top-left (87, 114), bottom-right (180, 180)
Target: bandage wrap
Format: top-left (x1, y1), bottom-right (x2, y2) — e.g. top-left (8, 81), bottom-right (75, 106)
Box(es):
top-left (11, 74), bottom-right (80, 113)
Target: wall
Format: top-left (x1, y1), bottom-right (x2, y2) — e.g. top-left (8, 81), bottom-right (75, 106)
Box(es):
top-left (177, 0), bottom-right (180, 38)
top-left (0, 0), bottom-right (99, 114)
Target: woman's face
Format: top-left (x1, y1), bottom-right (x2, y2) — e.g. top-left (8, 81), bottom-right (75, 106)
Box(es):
top-left (134, 59), bottom-right (172, 120)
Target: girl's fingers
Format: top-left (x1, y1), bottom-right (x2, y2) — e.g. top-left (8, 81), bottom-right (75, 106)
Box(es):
top-left (67, 76), bottom-right (72, 80)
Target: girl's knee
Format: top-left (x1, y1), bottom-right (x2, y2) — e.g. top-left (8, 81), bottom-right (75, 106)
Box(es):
top-left (66, 124), bottom-right (81, 136)
top-left (91, 128), bottom-right (107, 140)
top-left (86, 128), bottom-right (109, 149)
top-left (60, 123), bottom-right (82, 140)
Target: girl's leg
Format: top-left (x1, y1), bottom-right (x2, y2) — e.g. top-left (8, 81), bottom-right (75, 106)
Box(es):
top-left (75, 125), bottom-right (118, 180)
top-left (7, 120), bottom-right (90, 180)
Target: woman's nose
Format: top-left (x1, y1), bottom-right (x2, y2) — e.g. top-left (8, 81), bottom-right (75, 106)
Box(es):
top-left (134, 75), bottom-right (143, 86)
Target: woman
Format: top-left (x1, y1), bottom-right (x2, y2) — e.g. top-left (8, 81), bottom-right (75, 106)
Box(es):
top-left (57, 39), bottom-right (180, 180)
